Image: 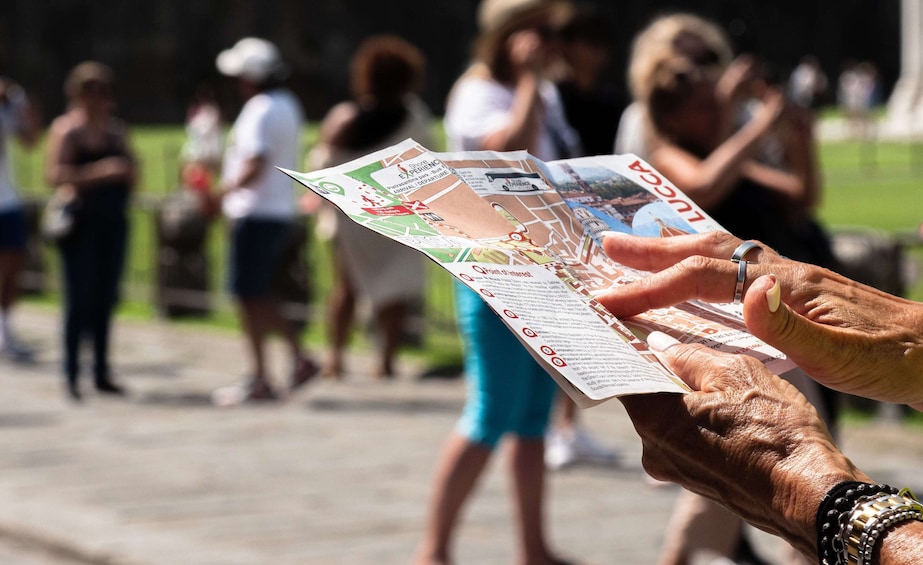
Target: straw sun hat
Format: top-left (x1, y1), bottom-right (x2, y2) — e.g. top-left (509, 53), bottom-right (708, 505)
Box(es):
top-left (477, 0), bottom-right (558, 35)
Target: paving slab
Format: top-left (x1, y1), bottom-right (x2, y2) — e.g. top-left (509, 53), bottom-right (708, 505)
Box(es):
top-left (0, 306), bottom-right (921, 564)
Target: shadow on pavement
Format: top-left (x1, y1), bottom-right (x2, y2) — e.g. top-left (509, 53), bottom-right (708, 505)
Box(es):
top-left (132, 392), bottom-right (216, 407)
top-left (113, 362), bottom-right (184, 379)
top-left (306, 396), bottom-right (464, 415)
top-left (0, 412), bottom-right (61, 428)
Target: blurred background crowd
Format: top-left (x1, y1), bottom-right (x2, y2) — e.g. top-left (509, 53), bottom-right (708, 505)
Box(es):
top-left (0, 0), bottom-right (921, 563)
top-left (0, 0), bottom-right (897, 123)
top-left (0, 0), bottom-right (913, 373)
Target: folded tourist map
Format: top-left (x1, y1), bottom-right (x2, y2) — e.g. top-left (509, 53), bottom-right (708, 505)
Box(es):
top-left (283, 138), bottom-right (793, 407)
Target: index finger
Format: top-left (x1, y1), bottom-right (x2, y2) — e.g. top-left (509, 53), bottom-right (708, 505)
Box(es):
top-left (659, 341), bottom-right (734, 392)
top-left (617, 339), bottom-right (737, 436)
top-left (648, 334), bottom-right (758, 394)
top-left (595, 254), bottom-right (761, 318)
top-left (601, 231), bottom-right (758, 273)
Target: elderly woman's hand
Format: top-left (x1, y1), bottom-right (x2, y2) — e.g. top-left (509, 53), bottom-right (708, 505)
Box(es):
top-left (621, 333), bottom-right (868, 558)
top-left (596, 231), bottom-right (923, 409)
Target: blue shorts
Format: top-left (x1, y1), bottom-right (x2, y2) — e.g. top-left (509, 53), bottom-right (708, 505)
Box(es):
top-left (228, 217), bottom-right (292, 299)
top-left (454, 282), bottom-right (557, 449)
top-left (0, 208), bottom-right (27, 251)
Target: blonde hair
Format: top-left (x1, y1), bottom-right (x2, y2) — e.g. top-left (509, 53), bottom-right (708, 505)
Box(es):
top-left (627, 13), bottom-right (732, 103)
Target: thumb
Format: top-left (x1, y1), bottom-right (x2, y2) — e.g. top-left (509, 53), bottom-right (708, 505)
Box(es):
top-left (647, 332), bottom-right (728, 392)
top-left (742, 274), bottom-right (832, 372)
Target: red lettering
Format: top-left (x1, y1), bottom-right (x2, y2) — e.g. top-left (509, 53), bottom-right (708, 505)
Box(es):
top-left (666, 198), bottom-right (706, 222)
top-left (668, 198), bottom-right (692, 213)
top-left (631, 160), bottom-right (706, 222)
top-left (653, 184), bottom-right (676, 198)
top-left (687, 211), bottom-right (706, 222)
top-left (627, 161), bottom-right (662, 186)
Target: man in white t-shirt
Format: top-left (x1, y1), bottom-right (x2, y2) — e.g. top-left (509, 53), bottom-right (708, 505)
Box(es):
top-left (0, 77), bottom-right (39, 360)
top-left (213, 38), bottom-right (317, 405)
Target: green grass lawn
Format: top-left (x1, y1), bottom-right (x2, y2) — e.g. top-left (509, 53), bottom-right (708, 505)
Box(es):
top-left (817, 140), bottom-right (923, 302)
top-left (11, 125), bottom-right (923, 361)
top-left (818, 140), bottom-right (923, 231)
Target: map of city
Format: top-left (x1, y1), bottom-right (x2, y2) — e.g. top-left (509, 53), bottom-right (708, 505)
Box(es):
top-left (287, 139), bottom-right (783, 352)
top-left (282, 139), bottom-right (793, 405)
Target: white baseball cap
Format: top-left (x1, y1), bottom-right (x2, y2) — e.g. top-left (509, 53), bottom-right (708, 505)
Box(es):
top-left (216, 37), bottom-right (289, 83)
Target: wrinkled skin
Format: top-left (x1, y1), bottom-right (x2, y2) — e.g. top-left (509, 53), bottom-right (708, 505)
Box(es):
top-left (592, 230), bottom-right (923, 561)
top-left (618, 341), bottom-right (865, 558)
top-left (596, 231), bottom-right (923, 410)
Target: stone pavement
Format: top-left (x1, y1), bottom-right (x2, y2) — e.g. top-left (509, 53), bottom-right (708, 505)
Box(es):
top-left (1, 306), bottom-right (922, 565)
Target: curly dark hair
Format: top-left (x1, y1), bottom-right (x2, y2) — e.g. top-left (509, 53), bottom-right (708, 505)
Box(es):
top-left (350, 35), bottom-right (425, 106)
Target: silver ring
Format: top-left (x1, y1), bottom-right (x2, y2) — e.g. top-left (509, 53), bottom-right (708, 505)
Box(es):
top-left (730, 241), bottom-right (763, 304)
top-left (730, 241), bottom-right (763, 263)
top-left (732, 260), bottom-right (748, 304)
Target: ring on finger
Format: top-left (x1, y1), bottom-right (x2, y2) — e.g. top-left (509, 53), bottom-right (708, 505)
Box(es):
top-left (730, 241), bottom-right (763, 304)
top-left (730, 240), bottom-right (763, 263)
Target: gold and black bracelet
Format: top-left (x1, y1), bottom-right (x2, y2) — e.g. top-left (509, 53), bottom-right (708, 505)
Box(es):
top-left (816, 481), bottom-right (923, 565)
top-left (841, 488), bottom-right (923, 564)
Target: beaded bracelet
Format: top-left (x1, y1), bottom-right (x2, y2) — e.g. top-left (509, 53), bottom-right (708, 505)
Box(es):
top-left (815, 482), bottom-right (898, 565)
top-left (842, 488), bottom-right (923, 564)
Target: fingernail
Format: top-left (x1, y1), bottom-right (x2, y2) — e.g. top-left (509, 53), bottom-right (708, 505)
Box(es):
top-left (766, 274), bottom-right (781, 313)
top-left (599, 230), bottom-right (629, 239)
top-left (647, 331), bottom-right (681, 352)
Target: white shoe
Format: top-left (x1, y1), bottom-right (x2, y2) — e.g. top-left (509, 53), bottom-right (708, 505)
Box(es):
top-left (545, 427), bottom-right (620, 470)
top-left (0, 334), bottom-right (34, 362)
top-left (569, 427), bottom-right (620, 465)
top-left (545, 430), bottom-right (578, 470)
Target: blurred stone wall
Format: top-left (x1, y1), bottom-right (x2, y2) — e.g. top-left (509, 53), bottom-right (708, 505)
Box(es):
top-left (0, 0), bottom-right (899, 124)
